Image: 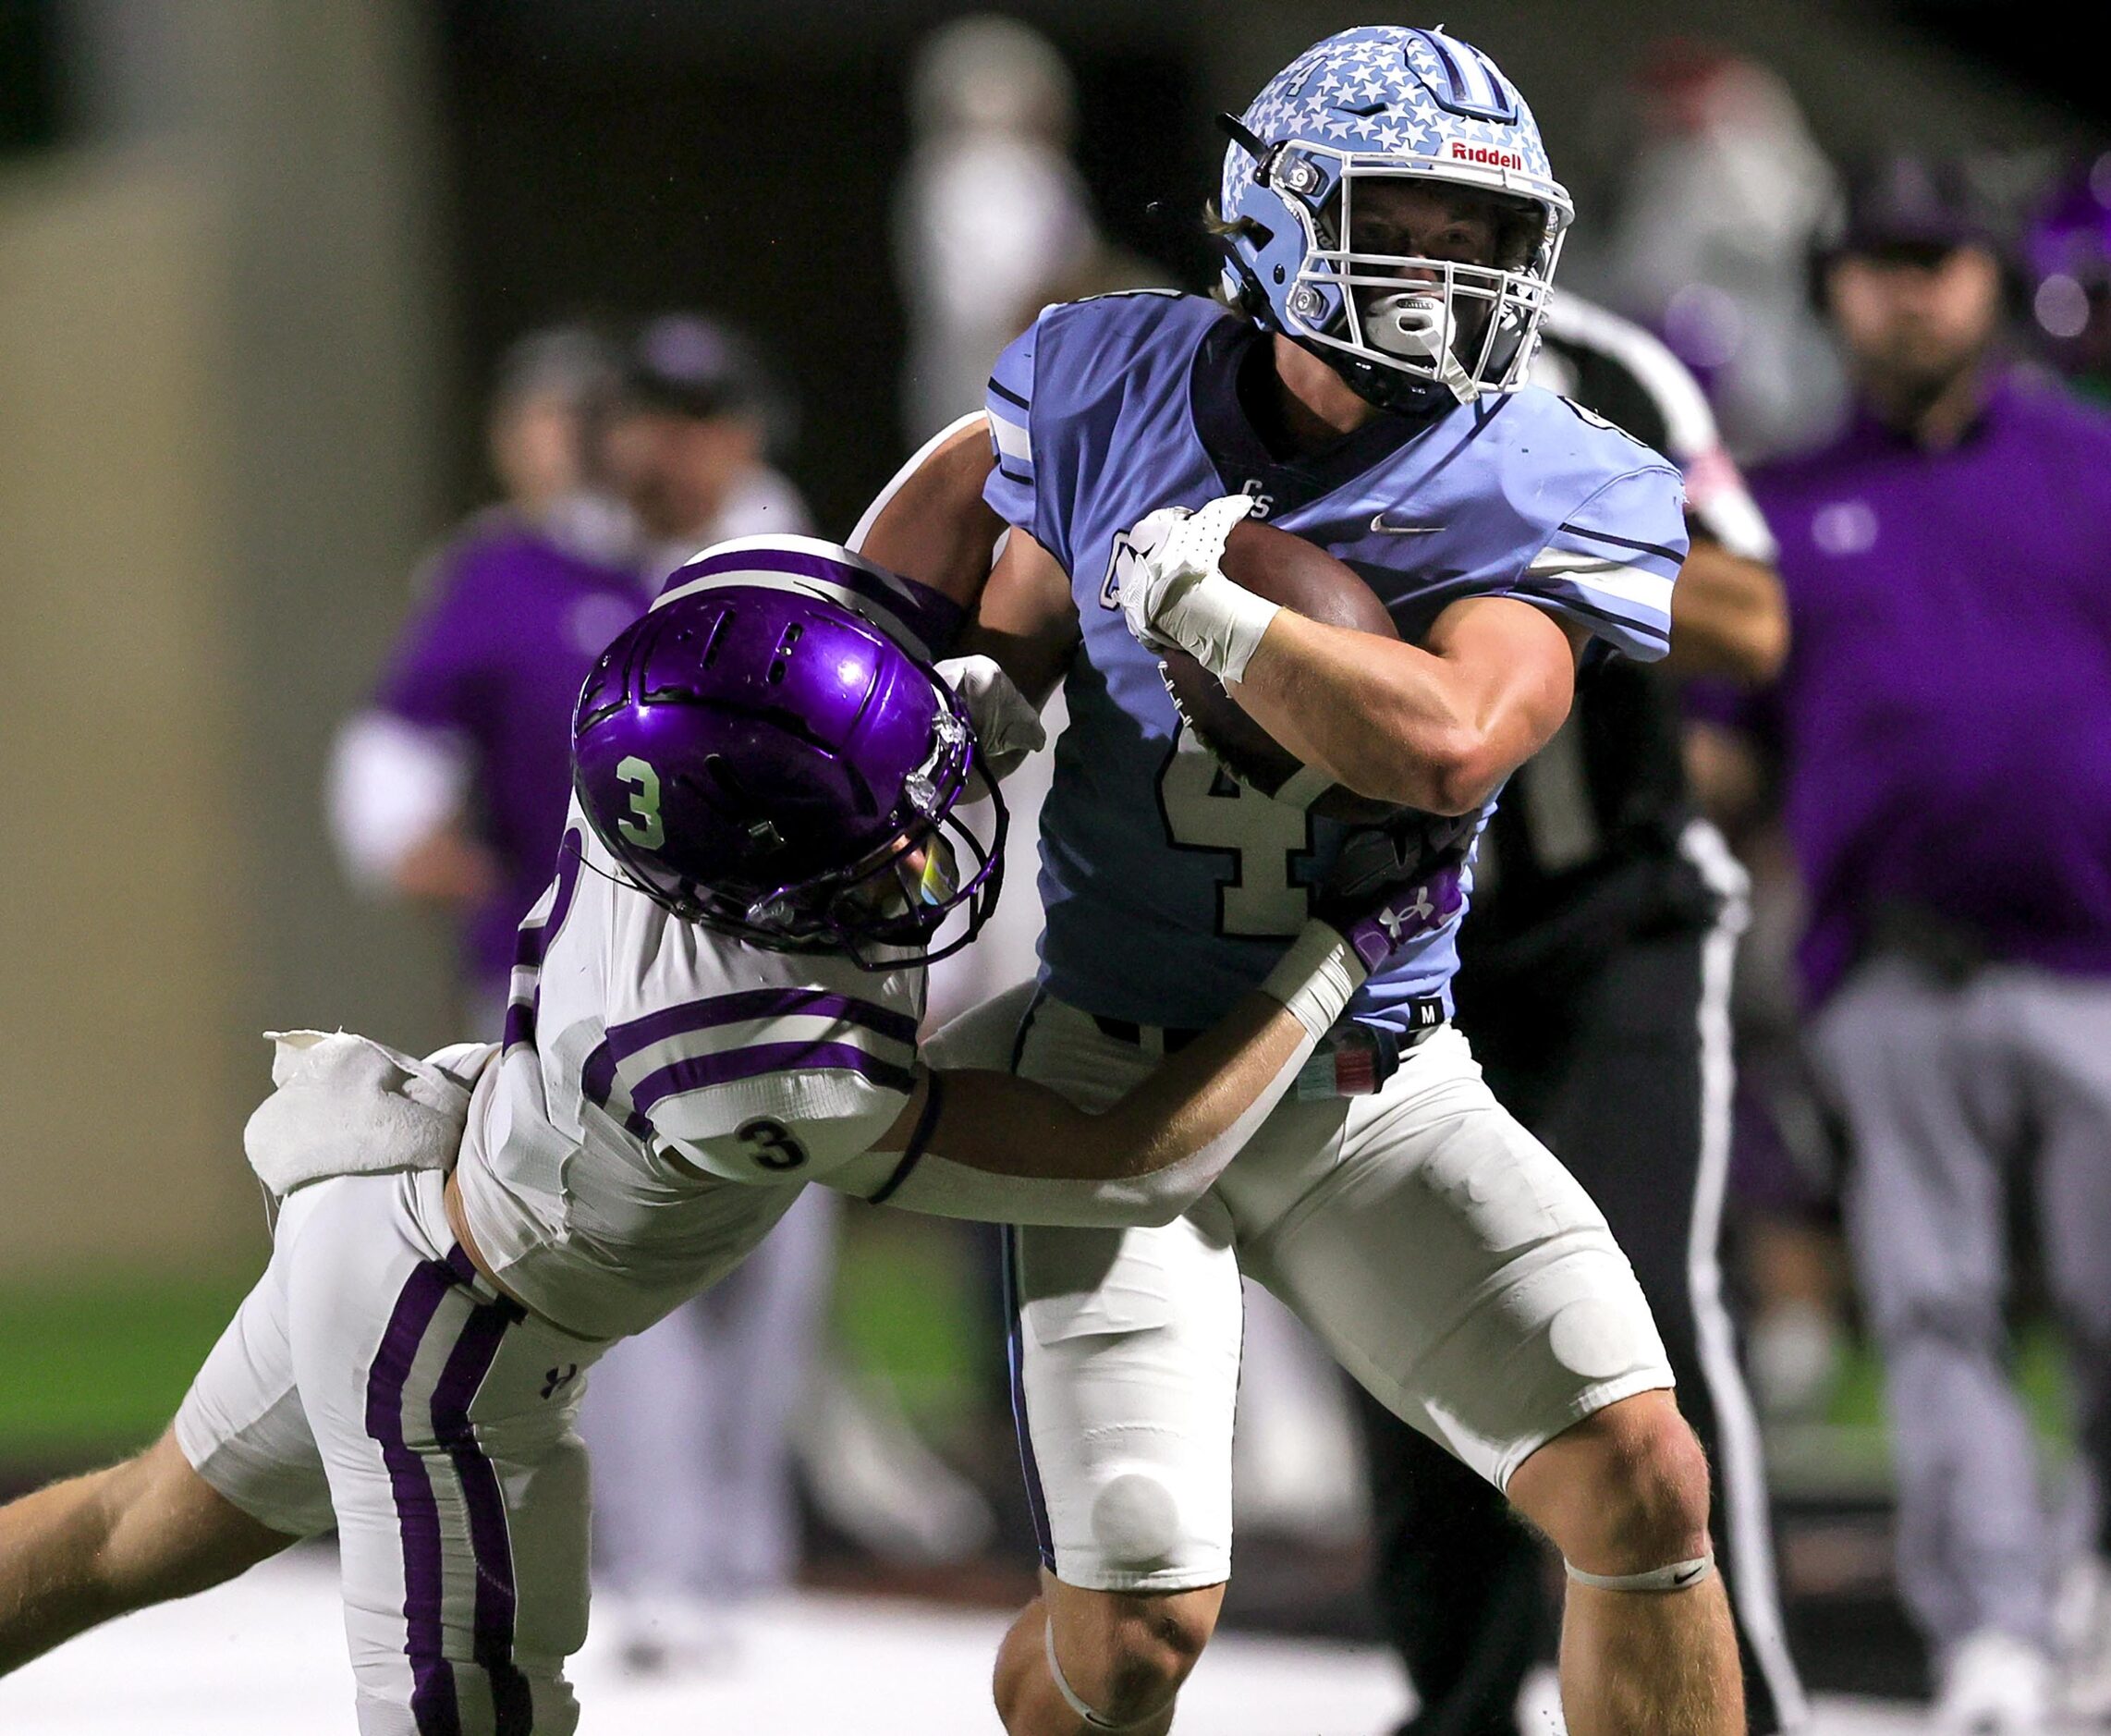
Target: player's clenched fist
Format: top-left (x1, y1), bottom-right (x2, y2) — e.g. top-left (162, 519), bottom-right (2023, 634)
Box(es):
top-left (1315, 819), bottom-right (1472, 972)
top-left (1114, 493), bottom-right (1277, 680)
top-left (935, 654), bottom-right (1045, 780)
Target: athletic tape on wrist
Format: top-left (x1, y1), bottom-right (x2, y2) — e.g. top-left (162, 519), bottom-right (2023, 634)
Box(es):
top-left (1178, 576), bottom-right (1280, 684)
top-left (1156, 494), bottom-right (1277, 683)
top-left (1564, 1551), bottom-right (1715, 1594)
top-left (1258, 922), bottom-right (1367, 1042)
top-left (1043, 1619), bottom-right (1166, 1731)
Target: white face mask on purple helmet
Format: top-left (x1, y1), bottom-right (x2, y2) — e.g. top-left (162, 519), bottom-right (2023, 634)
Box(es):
top-left (1217, 25), bottom-right (1575, 410)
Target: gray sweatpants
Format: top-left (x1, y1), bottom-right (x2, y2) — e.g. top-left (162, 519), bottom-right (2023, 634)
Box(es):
top-left (580, 1185), bottom-right (839, 1600)
top-left (1812, 955), bottom-right (2111, 1652)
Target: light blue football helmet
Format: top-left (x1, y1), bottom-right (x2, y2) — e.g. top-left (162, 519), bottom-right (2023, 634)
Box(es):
top-left (1217, 25), bottom-right (1573, 410)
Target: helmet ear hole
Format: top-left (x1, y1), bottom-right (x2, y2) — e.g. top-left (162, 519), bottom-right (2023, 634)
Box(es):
top-left (701, 752), bottom-right (745, 805)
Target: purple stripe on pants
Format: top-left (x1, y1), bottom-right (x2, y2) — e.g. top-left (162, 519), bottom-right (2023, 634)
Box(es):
top-left (366, 1253), bottom-right (532, 1735)
top-left (429, 1293), bottom-right (533, 1736)
top-left (364, 1261), bottom-right (462, 1735)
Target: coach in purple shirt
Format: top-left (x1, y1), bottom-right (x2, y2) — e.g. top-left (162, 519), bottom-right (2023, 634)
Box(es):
top-left (329, 327), bottom-right (644, 1019)
top-left (330, 319), bottom-right (811, 1025)
top-left (1740, 157), bottom-right (2111, 1730)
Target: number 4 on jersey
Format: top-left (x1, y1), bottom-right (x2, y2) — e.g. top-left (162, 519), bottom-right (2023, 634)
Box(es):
top-left (1156, 722), bottom-right (1312, 937)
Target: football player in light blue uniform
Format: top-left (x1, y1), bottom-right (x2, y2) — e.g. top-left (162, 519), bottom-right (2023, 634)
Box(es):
top-left (854, 26), bottom-right (1742, 1736)
top-left (985, 289), bottom-right (1683, 1033)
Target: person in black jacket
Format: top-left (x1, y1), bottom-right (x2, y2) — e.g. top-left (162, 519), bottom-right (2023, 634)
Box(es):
top-left (1353, 289), bottom-right (1809, 1736)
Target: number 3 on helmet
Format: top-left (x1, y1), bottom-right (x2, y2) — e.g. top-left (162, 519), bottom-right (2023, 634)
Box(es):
top-left (570, 538), bottom-right (1006, 968)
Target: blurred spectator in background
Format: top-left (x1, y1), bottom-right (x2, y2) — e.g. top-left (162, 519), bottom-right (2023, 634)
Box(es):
top-left (891, 9), bottom-right (1101, 1035)
top-left (2022, 152), bottom-right (2111, 402)
top-left (1726, 155), bottom-right (2111, 1734)
top-left (1353, 290), bottom-right (1805, 1736)
top-left (894, 15), bottom-right (1096, 442)
top-left (328, 324), bottom-right (639, 1033)
top-left (577, 312), bottom-right (845, 1670)
top-left (605, 312), bottom-right (809, 582)
top-left (889, 14), bottom-right (1368, 1552)
top-left (1597, 43), bottom-right (1848, 461)
top-left (881, 13), bottom-right (1088, 1519)
top-left (893, 12), bottom-right (1170, 1036)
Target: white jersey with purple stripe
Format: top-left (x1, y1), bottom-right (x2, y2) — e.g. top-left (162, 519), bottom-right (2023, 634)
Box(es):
top-left (452, 802), bottom-right (923, 1341)
top-left (982, 290), bottom-right (1686, 1033)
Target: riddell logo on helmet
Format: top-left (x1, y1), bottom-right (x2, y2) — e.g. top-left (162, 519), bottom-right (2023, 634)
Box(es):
top-left (1448, 141), bottom-right (1523, 171)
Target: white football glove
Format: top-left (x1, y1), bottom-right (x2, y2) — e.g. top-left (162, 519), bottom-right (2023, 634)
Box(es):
top-left (1113, 493), bottom-right (1280, 683)
top-left (934, 654), bottom-right (1046, 781)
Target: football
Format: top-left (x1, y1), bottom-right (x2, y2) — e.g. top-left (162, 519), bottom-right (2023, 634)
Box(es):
top-left (1157, 517), bottom-right (1403, 822)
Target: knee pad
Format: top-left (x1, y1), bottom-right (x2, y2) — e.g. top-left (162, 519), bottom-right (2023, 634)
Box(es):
top-left (1565, 1550), bottom-right (1715, 1594)
top-left (1087, 1471), bottom-right (1183, 1572)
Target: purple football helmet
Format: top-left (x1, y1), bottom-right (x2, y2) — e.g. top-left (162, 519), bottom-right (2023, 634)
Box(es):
top-left (571, 548), bottom-right (1003, 967)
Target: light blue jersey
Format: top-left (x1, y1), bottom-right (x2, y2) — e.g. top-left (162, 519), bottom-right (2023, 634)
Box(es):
top-left (982, 291), bottom-right (1686, 1033)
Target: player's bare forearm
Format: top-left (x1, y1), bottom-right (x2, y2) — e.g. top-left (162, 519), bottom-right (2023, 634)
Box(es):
top-left (1659, 537), bottom-right (1788, 685)
top-left (849, 415), bottom-right (1006, 614)
top-left (923, 991), bottom-right (1306, 1183)
top-left (957, 525), bottom-right (1080, 707)
top-left (1230, 594), bottom-right (1580, 813)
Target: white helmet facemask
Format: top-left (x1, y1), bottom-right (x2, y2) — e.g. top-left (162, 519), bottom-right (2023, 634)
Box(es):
top-left (1283, 154), bottom-right (1566, 406)
top-left (1217, 27), bottom-right (1574, 411)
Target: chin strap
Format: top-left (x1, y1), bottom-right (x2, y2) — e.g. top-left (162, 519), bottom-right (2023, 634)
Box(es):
top-left (1043, 1620), bottom-right (1171, 1732)
top-left (1565, 1551), bottom-right (1716, 1594)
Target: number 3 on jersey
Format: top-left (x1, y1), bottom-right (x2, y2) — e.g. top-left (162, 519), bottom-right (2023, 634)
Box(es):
top-left (1157, 723), bottom-right (1312, 937)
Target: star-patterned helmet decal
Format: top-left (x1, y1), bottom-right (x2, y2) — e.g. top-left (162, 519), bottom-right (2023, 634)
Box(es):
top-left (1220, 25), bottom-right (1561, 218)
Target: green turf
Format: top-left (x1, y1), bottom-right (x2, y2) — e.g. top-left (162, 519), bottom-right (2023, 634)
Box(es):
top-left (0, 1247), bottom-right (2084, 1498)
top-left (829, 1217), bottom-right (997, 1429)
top-left (0, 1268), bottom-right (261, 1461)
top-left (1825, 1319), bottom-right (2072, 1443)
top-left (0, 1225), bottom-right (996, 1472)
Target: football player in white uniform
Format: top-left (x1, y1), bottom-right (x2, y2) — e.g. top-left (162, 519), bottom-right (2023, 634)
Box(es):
top-left (0, 538), bottom-right (1457, 1736)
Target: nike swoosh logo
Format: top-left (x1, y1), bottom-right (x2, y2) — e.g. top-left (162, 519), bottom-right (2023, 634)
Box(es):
top-left (1370, 514), bottom-right (1443, 535)
top-left (1670, 1564), bottom-right (1706, 1587)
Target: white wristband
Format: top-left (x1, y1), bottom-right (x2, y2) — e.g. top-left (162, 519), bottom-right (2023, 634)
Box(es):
top-left (1165, 573), bottom-right (1281, 684)
top-left (1257, 920), bottom-right (1369, 1041)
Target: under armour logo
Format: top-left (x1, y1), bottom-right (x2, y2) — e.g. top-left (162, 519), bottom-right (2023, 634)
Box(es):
top-left (1378, 887), bottom-right (1436, 937)
top-left (541, 1363), bottom-right (579, 1400)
